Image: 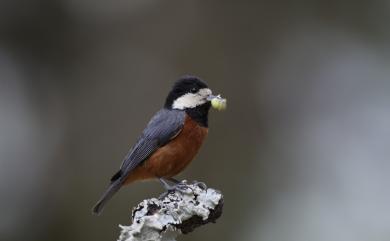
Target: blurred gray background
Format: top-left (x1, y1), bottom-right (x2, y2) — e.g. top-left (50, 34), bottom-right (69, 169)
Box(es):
top-left (1, 1), bottom-right (390, 241)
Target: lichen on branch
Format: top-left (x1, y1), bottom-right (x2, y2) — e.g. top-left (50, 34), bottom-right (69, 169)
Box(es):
top-left (118, 181), bottom-right (224, 241)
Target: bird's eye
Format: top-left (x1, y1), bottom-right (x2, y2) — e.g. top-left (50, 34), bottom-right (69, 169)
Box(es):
top-left (190, 87), bottom-right (198, 93)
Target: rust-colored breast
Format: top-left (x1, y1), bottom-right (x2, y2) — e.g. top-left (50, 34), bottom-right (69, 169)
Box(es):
top-left (124, 115), bottom-right (208, 184)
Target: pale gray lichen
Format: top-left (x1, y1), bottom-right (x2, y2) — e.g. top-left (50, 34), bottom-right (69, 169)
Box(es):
top-left (117, 181), bottom-right (223, 241)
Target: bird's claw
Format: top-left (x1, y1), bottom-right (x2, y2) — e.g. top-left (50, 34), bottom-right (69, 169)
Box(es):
top-left (192, 180), bottom-right (207, 190)
top-left (158, 178), bottom-right (192, 198)
top-left (158, 178), bottom-right (208, 199)
top-left (158, 181), bottom-right (191, 199)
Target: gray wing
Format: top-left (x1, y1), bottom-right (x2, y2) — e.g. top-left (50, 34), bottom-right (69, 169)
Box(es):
top-left (111, 109), bottom-right (186, 182)
top-left (92, 109), bottom-right (185, 215)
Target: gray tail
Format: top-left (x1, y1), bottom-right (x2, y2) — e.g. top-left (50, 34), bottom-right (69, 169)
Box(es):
top-left (92, 181), bottom-right (122, 215)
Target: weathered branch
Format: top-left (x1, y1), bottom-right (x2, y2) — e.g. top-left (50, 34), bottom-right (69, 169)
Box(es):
top-left (118, 181), bottom-right (224, 241)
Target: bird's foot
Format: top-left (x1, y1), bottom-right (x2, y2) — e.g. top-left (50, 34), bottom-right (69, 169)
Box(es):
top-left (192, 180), bottom-right (207, 190)
top-left (158, 178), bottom-right (192, 199)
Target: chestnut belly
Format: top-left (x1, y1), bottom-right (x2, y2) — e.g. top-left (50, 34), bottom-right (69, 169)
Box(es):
top-left (124, 116), bottom-right (208, 184)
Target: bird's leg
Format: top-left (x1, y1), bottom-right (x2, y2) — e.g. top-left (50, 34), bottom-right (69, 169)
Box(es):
top-left (159, 178), bottom-right (175, 190)
top-left (158, 178), bottom-right (176, 199)
top-left (159, 178), bottom-right (188, 190)
top-left (158, 178), bottom-right (191, 199)
top-left (167, 177), bottom-right (181, 184)
top-left (167, 177), bottom-right (206, 190)
top-left (161, 177), bottom-right (207, 190)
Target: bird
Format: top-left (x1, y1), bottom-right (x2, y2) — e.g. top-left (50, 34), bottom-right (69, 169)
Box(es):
top-left (92, 75), bottom-right (224, 215)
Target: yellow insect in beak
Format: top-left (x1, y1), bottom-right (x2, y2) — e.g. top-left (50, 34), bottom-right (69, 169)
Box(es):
top-left (209, 95), bottom-right (227, 111)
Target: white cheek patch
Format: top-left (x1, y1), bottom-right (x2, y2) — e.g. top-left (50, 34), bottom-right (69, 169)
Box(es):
top-left (172, 88), bottom-right (212, 110)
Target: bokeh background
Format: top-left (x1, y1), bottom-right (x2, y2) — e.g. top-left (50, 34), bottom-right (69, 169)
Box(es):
top-left (1, 1), bottom-right (390, 241)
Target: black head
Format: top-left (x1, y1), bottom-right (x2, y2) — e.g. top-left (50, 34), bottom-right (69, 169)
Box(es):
top-left (165, 75), bottom-right (213, 127)
top-left (164, 75), bottom-right (211, 109)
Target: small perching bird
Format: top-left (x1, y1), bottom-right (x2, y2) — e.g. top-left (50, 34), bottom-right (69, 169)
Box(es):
top-left (92, 75), bottom-right (226, 215)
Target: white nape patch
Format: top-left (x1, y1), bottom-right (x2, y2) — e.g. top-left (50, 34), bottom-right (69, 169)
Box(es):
top-left (172, 88), bottom-right (212, 110)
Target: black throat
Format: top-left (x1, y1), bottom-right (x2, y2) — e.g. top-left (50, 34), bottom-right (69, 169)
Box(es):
top-left (185, 102), bottom-right (211, 127)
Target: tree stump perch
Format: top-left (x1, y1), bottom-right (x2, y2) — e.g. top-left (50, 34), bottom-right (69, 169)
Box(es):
top-left (117, 181), bottom-right (224, 241)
